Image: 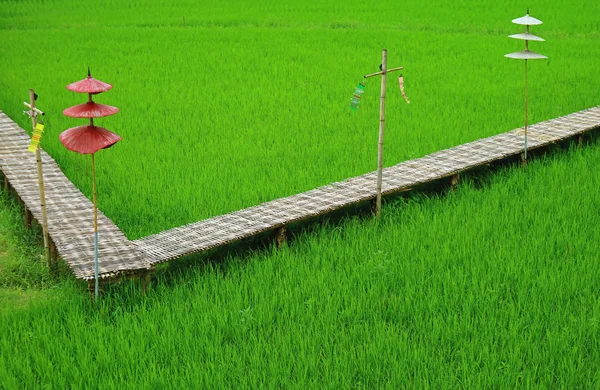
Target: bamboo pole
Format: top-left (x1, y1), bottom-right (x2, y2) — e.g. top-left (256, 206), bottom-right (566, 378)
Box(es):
top-left (523, 58), bottom-right (528, 162)
top-left (364, 66), bottom-right (404, 79)
top-left (523, 25), bottom-right (530, 163)
top-left (29, 89), bottom-right (50, 263)
top-left (375, 49), bottom-right (388, 217)
top-left (23, 102), bottom-right (44, 116)
top-left (92, 153), bottom-right (99, 300)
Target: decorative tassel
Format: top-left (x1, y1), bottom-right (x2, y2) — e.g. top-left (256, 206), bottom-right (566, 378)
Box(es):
top-left (398, 75), bottom-right (410, 104)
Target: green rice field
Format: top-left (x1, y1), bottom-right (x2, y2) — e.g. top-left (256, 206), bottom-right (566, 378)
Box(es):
top-left (1, 0), bottom-right (598, 239)
top-left (1, 0), bottom-right (600, 387)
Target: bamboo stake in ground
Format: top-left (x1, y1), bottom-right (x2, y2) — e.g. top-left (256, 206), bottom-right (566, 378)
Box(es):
top-left (523, 25), bottom-right (529, 162)
top-left (364, 50), bottom-right (404, 217)
top-left (376, 50), bottom-right (387, 217)
top-left (91, 152), bottom-right (99, 300)
top-left (524, 57), bottom-right (528, 162)
top-left (28, 89), bottom-right (50, 264)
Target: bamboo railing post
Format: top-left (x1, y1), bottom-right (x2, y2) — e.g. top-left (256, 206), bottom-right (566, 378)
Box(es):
top-left (375, 49), bottom-right (388, 217)
top-left (92, 153), bottom-right (99, 300)
top-left (29, 89), bottom-right (50, 263)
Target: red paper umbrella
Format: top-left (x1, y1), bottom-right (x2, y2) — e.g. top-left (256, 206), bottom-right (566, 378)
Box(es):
top-left (67, 76), bottom-right (113, 94)
top-left (63, 102), bottom-right (119, 118)
top-left (59, 125), bottom-right (122, 154)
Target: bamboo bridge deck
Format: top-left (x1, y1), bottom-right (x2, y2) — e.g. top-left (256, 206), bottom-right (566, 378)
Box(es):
top-left (1, 107), bottom-right (600, 280)
top-left (132, 106), bottom-right (600, 264)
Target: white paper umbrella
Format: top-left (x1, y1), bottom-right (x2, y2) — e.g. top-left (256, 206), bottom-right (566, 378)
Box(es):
top-left (505, 50), bottom-right (548, 60)
top-left (512, 14), bottom-right (543, 26)
top-left (508, 32), bottom-right (545, 42)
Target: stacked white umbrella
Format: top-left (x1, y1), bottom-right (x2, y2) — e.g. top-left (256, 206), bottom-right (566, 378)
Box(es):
top-left (505, 9), bottom-right (547, 161)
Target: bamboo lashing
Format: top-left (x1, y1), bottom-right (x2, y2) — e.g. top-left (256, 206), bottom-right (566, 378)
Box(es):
top-left (364, 66), bottom-right (404, 79)
top-left (23, 102), bottom-right (44, 116)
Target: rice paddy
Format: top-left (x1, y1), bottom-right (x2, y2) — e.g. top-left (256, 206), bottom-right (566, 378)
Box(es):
top-left (1, 0), bottom-right (598, 239)
top-left (1, 0), bottom-right (600, 387)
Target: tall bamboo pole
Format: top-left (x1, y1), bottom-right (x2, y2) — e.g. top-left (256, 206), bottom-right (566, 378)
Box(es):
top-left (29, 89), bottom-right (50, 263)
top-left (523, 24), bottom-right (530, 162)
top-left (91, 152), bottom-right (99, 300)
top-left (375, 49), bottom-right (388, 217)
top-left (524, 58), bottom-right (528, 161)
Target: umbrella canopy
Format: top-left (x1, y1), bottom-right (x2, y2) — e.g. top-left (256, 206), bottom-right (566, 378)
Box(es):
top-left (59, 125), bottom-right (121, 154)
top-left (67, 76), bottom-right (113, 94)
top-left (63, 102), bottom-right (119, 118)
top-left (512, 13), bottom-right (543, 26)
top-left (508, 32), bottom-right (545, 42)
top-left (505, 50), bottom-right (548, 60)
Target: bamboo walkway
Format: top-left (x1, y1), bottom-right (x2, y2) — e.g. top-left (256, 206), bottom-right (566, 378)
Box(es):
top-left (0, 112), bottom-right (152, 280)
top-left (133, 106), bottom-right (600, 264)
top-left (1, 107), bottom-right (599, 280)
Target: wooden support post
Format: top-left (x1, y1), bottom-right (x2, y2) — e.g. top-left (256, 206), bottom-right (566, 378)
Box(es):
top-left (140, 267), bottom-right (156, 296)
top-left (451, 173), bottom-right (460, 192)
top-left (3, 175), bottom-right (8, 193)
top-left (520, 152), bottom-right (527, 167)
top-left (49, 238), bottom-right (58, 263)
top-left (141, 273), bottom-right (151, 295)
top-left (276, 226), bottom-right (287, 248)
top-left (88, 279), bottom-right (104, 299)
top-left (87, 280), bottom-right (94, 298)
top-left (578, 134), bottom-right (584, 148)
top-left (24, 206), bottom-right (32, 227)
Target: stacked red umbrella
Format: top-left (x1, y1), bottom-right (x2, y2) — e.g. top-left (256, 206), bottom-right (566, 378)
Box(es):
top-left (60, 69), bottom-right (121, 154)
top-left (60, 69), bottom-right (121, 300)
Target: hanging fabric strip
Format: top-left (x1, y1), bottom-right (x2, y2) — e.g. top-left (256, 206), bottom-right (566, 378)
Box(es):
top-left (398, 75), bottom-right (410, 104)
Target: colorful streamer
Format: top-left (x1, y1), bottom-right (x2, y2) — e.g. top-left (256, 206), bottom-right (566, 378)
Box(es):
top-left (398, 75), bottom-right (410, 104)
top-left (28, 123), bottom-right (44, 153)
top-left (350, 81), bottom-right (366, 111)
